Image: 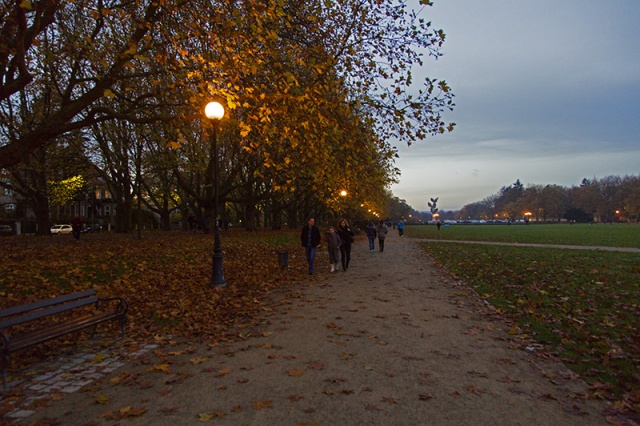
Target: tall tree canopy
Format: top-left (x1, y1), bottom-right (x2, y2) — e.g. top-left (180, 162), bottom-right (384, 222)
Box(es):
top-left (1, 0), bottom-right (455, 228)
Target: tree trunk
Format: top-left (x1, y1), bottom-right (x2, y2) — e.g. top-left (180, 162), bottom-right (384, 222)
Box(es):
top-left (33, 198), bottom-right (52, 235)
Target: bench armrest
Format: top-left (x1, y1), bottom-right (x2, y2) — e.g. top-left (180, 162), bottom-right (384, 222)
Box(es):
top-left (96, 296), bottom-right (129, 315)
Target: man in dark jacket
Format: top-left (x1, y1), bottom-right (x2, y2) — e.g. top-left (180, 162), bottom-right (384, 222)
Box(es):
top-left (300, 217), bottom-right (322, 274)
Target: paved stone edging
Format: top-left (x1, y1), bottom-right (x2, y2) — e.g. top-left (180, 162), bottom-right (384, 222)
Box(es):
top-left (3, 343), bottom-right (157, 421)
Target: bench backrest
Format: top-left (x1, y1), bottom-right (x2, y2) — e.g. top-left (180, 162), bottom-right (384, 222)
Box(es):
top-left (0, 289), bottom-right (98, 329)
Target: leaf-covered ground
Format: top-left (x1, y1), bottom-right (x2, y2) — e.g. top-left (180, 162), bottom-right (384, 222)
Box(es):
top-left (0, 231), bottom-right (306, 363)
top-left (421, 241), bottom-right (640, 420)
top-left (4, 232), bottom-right (613, 425)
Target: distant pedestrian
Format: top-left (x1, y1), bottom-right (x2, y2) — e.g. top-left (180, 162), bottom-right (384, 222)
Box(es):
top-left (365, 222), bottom-right (377, 253)
top-left (300, 217), bottom-right (321, 274)
top-left (377, 220), bottom-right (388, 252)
top-left (337, 219), bottom-right (355, 271)
top-left (72, 216), bottom-right (82, 242)
top-left (436, 221), bottom-right (442, 231)
top-left (325, 226), bottom-right (341, 273)
top-left (397, 221), bottom-right (405, 236)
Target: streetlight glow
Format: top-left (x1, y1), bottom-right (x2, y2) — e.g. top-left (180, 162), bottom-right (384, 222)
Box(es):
top-left (205, 102), bottom-right (224, 120)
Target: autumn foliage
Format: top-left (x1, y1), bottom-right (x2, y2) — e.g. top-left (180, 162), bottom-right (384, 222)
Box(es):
top-left (0, 231), bottom-right (306, 345)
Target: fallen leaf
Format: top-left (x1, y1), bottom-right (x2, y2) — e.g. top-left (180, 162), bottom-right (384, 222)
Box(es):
top-left (252, 399), bottom-right (272, 410)
top-left (467, 370), bottom-right (489, 378)
top-left (127, 407), bottom-right (147, 417)
top-left (50, 391), bottom-right (64, 401)
top-left (150, 364), bottom-right (171, 373)
top-left (198, 412), bottom-right (213, 422)
top-left (287, 368), bottom-right (305, 377)
top-left (95, 394), bottom-right (110, 405)
top-left (382, 396), bottom-right (398, 404)
top-left (307, 361), bottom-right (325, 370)
top-left (466, 385), bottom-right (485, 396)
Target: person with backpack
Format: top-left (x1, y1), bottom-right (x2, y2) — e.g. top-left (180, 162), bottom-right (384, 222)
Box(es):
top-left (365, 222), bottom-right (377, 253)
top-left (376, 220), bottom-right (389, 252)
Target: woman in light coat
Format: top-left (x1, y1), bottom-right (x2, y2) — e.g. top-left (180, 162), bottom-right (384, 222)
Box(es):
top-left (376, 220), bottom-right (388, 252)
top-left (325, 226), bottom-right (342, 272)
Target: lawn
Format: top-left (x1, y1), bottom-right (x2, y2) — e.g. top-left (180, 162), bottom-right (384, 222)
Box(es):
top-left (408, 226), bottom-right (640, 420)
top-left (405, 222), bottom-right (640, 248)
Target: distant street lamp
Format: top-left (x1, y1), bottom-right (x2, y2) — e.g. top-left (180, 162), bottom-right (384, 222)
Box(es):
top-left (205, 101), bottom-right (225, 288)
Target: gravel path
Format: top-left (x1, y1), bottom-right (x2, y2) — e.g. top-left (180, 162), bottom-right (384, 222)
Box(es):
top-left (418, 238), bottom-right (640, 253)
top-left (6, 233), bottom-right (608, 425)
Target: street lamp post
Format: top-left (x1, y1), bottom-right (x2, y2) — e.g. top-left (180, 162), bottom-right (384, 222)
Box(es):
top-left (205, 101), bottom-right (225, 288)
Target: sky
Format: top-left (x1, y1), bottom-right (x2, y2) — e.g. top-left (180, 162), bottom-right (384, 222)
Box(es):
top-left (390, 0), bottom-right (640, 212)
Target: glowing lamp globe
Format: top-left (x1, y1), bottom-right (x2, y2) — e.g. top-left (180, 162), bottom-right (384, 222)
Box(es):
top-left (205, 102), bottom-right (224, 120)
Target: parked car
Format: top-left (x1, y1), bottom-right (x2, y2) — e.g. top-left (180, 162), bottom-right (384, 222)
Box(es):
top-left (50, 224), bottom-right (73, 234)
top-left (0, 224), bottom-right (13, 235)
top-left (81, 224), bottom-right (102, 233)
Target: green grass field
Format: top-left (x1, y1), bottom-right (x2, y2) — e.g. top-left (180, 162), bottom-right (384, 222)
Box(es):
top-left (407, 224), bottom-right (640, 418)
top-left (404, 223), bottom-right (640, 248)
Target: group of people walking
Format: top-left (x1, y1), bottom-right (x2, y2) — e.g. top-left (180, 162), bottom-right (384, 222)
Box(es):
top-left (301, 218), bottom-right (395, 274)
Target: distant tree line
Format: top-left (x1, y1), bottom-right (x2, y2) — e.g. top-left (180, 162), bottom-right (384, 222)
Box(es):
top-left (456, 176), bottom-right (640, 223)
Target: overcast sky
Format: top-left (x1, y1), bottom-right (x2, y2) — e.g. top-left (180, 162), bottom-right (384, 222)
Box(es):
top-left (390, 0), bottom-right (640, 212)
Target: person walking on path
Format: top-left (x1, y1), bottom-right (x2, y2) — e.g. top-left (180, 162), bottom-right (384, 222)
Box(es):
top-left (337, 219), bottom-right (355, 271)
top-left (377, 219), bottom-right (388, 252)
top-left (325, 226), bottom-right (341, 273)
top-left (364, 222), bottom-right (377, 253)
top-left (300, 217), bottom-right (321, 274)
top-left (397, 220), bottom-right (405, 237)
top-left (72, 216), bottom-right (82, 242)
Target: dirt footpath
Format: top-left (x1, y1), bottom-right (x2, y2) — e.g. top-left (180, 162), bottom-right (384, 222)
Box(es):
top-left (13, 232), bottom-right (608, 425)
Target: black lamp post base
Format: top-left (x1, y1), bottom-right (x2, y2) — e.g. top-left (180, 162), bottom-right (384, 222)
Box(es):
top-left (211, 253), bottom-right (225, 288)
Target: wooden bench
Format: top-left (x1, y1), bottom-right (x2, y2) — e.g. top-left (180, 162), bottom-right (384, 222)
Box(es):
top-left (0, 289), bottom-right (128, 388)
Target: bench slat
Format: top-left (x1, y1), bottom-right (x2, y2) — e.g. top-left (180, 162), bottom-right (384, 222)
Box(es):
top-left (0, 289), bottom-right (97, 319)
top-left (6, 311), bottom-right (124, 353)
top-left (0, 296), bottom-right (99, 329)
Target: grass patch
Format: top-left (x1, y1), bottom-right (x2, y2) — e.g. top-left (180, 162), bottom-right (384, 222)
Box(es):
top-left (421, 240), bottom-right (640, 410)
top-left (406, 223), bottom-right (640, 248)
